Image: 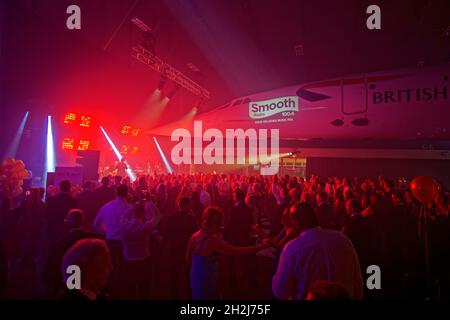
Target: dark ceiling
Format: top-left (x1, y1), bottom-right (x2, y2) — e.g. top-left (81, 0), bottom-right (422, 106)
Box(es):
top-left (1, 0), bottom-right (449, 134)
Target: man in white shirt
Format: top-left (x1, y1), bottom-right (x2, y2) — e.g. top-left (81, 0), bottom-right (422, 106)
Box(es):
top-left (93, 184), bottom-right (132, 241)
top-left (272, 202), bottom-right (364, 300)
top-left (93, 184), bottom-right (132, 298)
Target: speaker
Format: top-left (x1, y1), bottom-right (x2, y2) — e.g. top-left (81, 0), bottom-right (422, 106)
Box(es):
top-left (75, 150), bottom-right (100, 181)
top-left (46, 172), bottom-right (55, 187)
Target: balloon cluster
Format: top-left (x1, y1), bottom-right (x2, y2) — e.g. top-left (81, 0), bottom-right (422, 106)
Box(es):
top-left (0, 157), bottom-right (29, 197)
top-left (410, 176), bottom-right (441, 205)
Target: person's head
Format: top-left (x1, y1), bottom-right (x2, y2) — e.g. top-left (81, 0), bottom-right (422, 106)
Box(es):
top-left (306, 281), bottom-right (351, 300)
top-left (178, 196), bottom-right (191, 213)
top-left (344, 189), bottom-right (354, 201)
top-left (190, 190), bottom-right (200, 203)
top-left (404, 191), bottom-right (415, 204)
top-left (289, 188), bottom-right (301, 202)
top-left (101, 176), bottom-right (110, 187)
top-left (138, 176), bottom-right (147, 187)
top-left (201, 206), bottom-right (224, 233)
top-left (114, 176), bottom-right (122, 185)
top-left (233, 189), bottom-right (246, 204)
top-left (346, 199), bottom-right (363, 215)
top-left (82, 181), bottom-right (93, 192)
top-left (245, 194), bottom-right (257, 207)
top-left (130, 201), bottom-right (146, 220)
top-left (391, 191), bottom-right (404, 206)
top-left (60, 180), bottom-right (71, 194)
top-left (289, 202), bottom-right (318, 231)
top-left (383, 179), bottom-right (394, 191)
top-left (370, 193), bottom-right (380, 207)
top-left (61, 239), bottom-right (112, 294)
top-left (316, 191), bottom-right (328, 205)
top-left (116, 184), bottom-right (128, 199)
top-left (65, 209), bottom-right (84, 229)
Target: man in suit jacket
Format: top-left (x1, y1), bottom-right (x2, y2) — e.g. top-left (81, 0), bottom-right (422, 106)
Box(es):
top-left (223, 189), bottom-right (255, 298)
top-left (46, 180), bottom-right (78, 244)
top-left (42, 209), bottom-right (100, 295)
top-left (77, 181), bottom-right (97, 232)
top-left (315, 192), bottom-right (336, 230)
top-left (224, 189), bottom-right (253, 246)
top-left (93, 177), bottom-right (116, 215)
top-left (159, 197), bottom-right (198, 299)
top-left (342, 199), bottom-right (375, 273)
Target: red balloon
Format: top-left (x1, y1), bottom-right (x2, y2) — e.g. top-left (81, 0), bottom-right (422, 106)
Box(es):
top-left (410, 176), bottom-right (439, 204)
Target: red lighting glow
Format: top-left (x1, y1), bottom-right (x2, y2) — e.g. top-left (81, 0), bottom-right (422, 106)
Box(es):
top-left (62, 138), bottom-right (75, 150)
top-left (64, 113), bottom-right (77, 124)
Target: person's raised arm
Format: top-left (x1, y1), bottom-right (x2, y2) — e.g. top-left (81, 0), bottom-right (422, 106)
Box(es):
top-left (209, 236), bottom-right (268, 256)
top-left (185, 235), bottom-right (196, 268)
top-left (273, 228), bottom-right (297, 250)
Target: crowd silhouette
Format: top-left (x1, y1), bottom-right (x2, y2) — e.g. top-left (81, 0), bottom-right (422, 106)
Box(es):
top-left (0, 172), bottom-right (449, 300)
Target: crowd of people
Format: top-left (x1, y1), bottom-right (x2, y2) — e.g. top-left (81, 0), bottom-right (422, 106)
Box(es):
top-left (0, 171), bottom-right (449, 300)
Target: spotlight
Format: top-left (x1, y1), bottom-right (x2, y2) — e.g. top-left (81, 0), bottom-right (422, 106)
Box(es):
top-left (5, 111), bottom-right (29, 158)
top-left (46, 115), bottom-right (55, 173)
top-left (100, 126), bottom-right (136, 181)
top-left (153, 137), bottom-right (173, 174)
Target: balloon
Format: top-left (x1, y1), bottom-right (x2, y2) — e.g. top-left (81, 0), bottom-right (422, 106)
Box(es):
top-left (410, 176), bottom-right (439, 205)
top-left (16, 160), bottom-right (25, 168)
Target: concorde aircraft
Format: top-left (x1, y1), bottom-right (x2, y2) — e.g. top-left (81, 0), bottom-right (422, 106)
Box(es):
top-left (150, 64), bottom-right (449, 148)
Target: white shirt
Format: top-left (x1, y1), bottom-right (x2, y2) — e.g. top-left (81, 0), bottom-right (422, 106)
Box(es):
top-left (120, 215), bottom-right (160, 261)
top-left (93, 198), bottom-right (133, 241)
top-left (272, 227), bottom-right (363, 300)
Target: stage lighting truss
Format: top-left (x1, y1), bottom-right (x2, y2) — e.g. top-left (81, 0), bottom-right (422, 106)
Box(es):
top-left (132, 46), bottom-right (210, 99)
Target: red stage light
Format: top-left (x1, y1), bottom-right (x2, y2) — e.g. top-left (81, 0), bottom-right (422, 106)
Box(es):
top-left (121, 125), bottom-right (131, 135)
top-left (131, 128), bottom-right (141, 137)
top-left (78, 140), bottom-right (90, 150)
top-left (64, 113), bottom-right (77, 124)
top-left (80, 115), bottom-right (91, 128)
top-left (132, 146), bottom-right (139, 153)
top-left (62, 137), bottom-right (75, 150)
